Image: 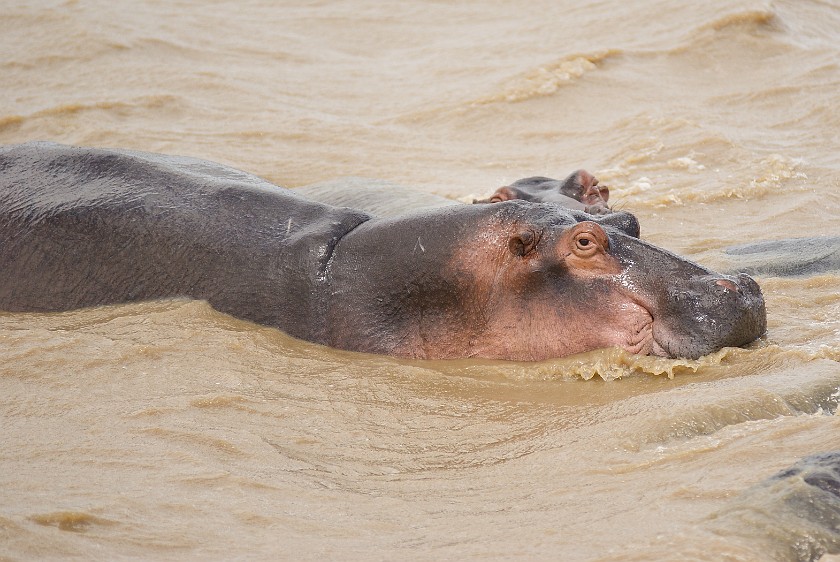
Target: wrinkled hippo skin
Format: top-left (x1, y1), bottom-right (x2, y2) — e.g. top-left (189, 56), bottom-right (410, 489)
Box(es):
top-left (0, 142), bottom-right (766, 360)
top-left (710, 451), bottom-right (840, 561)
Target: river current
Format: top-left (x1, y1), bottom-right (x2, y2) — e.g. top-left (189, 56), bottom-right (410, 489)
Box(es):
top-left (2, 1), bottom-right (840, 560)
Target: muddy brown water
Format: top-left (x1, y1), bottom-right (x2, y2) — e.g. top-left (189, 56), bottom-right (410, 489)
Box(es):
top-left (2, 1), bottom-right (840, 560)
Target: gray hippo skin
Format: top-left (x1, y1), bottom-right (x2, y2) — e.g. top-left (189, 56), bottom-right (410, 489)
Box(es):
top-left (0, 142), bottom-right (766, 360)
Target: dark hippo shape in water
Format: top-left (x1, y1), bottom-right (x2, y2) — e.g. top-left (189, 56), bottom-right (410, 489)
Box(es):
top-left (0, 142), bottom-right (766, 360)
top-left (723, 237), bottom-right (840, 277)
top-left (771, 451), bottom-right (840, 500)
top-left (710, 451), bottom-right (840, 561)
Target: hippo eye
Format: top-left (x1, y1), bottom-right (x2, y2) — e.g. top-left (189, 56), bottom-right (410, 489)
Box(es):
top-left (573, 232), bottom-right (599, 257)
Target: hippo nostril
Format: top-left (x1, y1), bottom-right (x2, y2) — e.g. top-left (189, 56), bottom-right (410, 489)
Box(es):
top-left (737, 272), bottom-right (761, 293)
top-left (715, 279), bottom-right (739, 293)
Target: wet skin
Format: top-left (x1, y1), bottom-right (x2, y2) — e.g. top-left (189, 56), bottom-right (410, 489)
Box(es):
top-left (0, 143), bottom-right (766, 360)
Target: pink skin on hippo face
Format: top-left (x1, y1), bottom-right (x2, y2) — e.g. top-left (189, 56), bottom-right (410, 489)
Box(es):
top-left (452, 219), bottom-right (656, 360)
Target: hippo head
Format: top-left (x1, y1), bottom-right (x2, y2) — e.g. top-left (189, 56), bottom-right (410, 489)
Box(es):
top-left (475, 170), bottom-right (611, 215)
top-left (326, 201), bottom-right (766, 361)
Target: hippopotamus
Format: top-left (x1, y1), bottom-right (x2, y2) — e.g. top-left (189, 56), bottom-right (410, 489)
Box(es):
top-left (473, 170), bottom-right (611, 215)
top-left (0, 142), bottom-right (766, 360)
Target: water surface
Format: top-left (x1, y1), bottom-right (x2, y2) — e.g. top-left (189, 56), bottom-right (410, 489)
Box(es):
top-left (2, 1), bottom-right (840, 559)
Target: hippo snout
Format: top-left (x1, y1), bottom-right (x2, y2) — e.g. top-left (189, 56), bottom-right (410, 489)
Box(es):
top-left (655, 271), bottom-right (766, 359)
top-left (730, 272), bottom-right (767, 340)
top-left (715, 273), bottom-right (765, 313)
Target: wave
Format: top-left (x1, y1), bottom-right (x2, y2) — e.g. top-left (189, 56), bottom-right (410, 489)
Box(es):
top-left (664, 154), bottom-right (807, 205)
top-left (470, 49), bottom-right (621, 105)
top-left (37, 95), bottom-right (182, 119)
top-left (662, 6), bottom-right (785, 59)
top-left (0, 114), bottom-right (24, 133)
top-left (435, 2), bottom-right (800, 121)
top-left (596, 357), bottom-right (840, 453)
top-left (597, 143), bottom-right (812, 210)
top-left (0, 95), bottom-right (187, 138)
top-left (456, 6), bottom-right (786, 109)
top-left (0, 94), bottom-right (189, 138)
top-left (698, 8), bottom-right (779, 34)
top-left (29, 511), bottom-right (116, 533)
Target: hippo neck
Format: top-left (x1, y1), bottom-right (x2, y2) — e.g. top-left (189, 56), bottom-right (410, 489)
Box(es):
top-left (319, 208), bottom-right (490, 358)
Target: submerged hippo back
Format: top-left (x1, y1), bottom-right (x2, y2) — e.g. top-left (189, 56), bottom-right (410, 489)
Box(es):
top-left (0, 142), bottom-right (371, 341)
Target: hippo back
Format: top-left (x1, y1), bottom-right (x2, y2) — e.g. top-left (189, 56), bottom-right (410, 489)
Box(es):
top-left (0, 142), bottom-right (371, 342)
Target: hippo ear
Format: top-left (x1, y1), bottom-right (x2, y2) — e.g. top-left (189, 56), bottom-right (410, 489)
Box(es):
top-left (563, 170), bottom-right (610, 205)
top-left (596, 184), bottom-right (610, 204)
top-left (596, 211), bottom-right (640, 238)
top-left (474, 186), bottom-right (517, 204)
top-left (580, 174), bottom-right (609, 205)
top-left (508, 229), bottom-right (537, 257)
